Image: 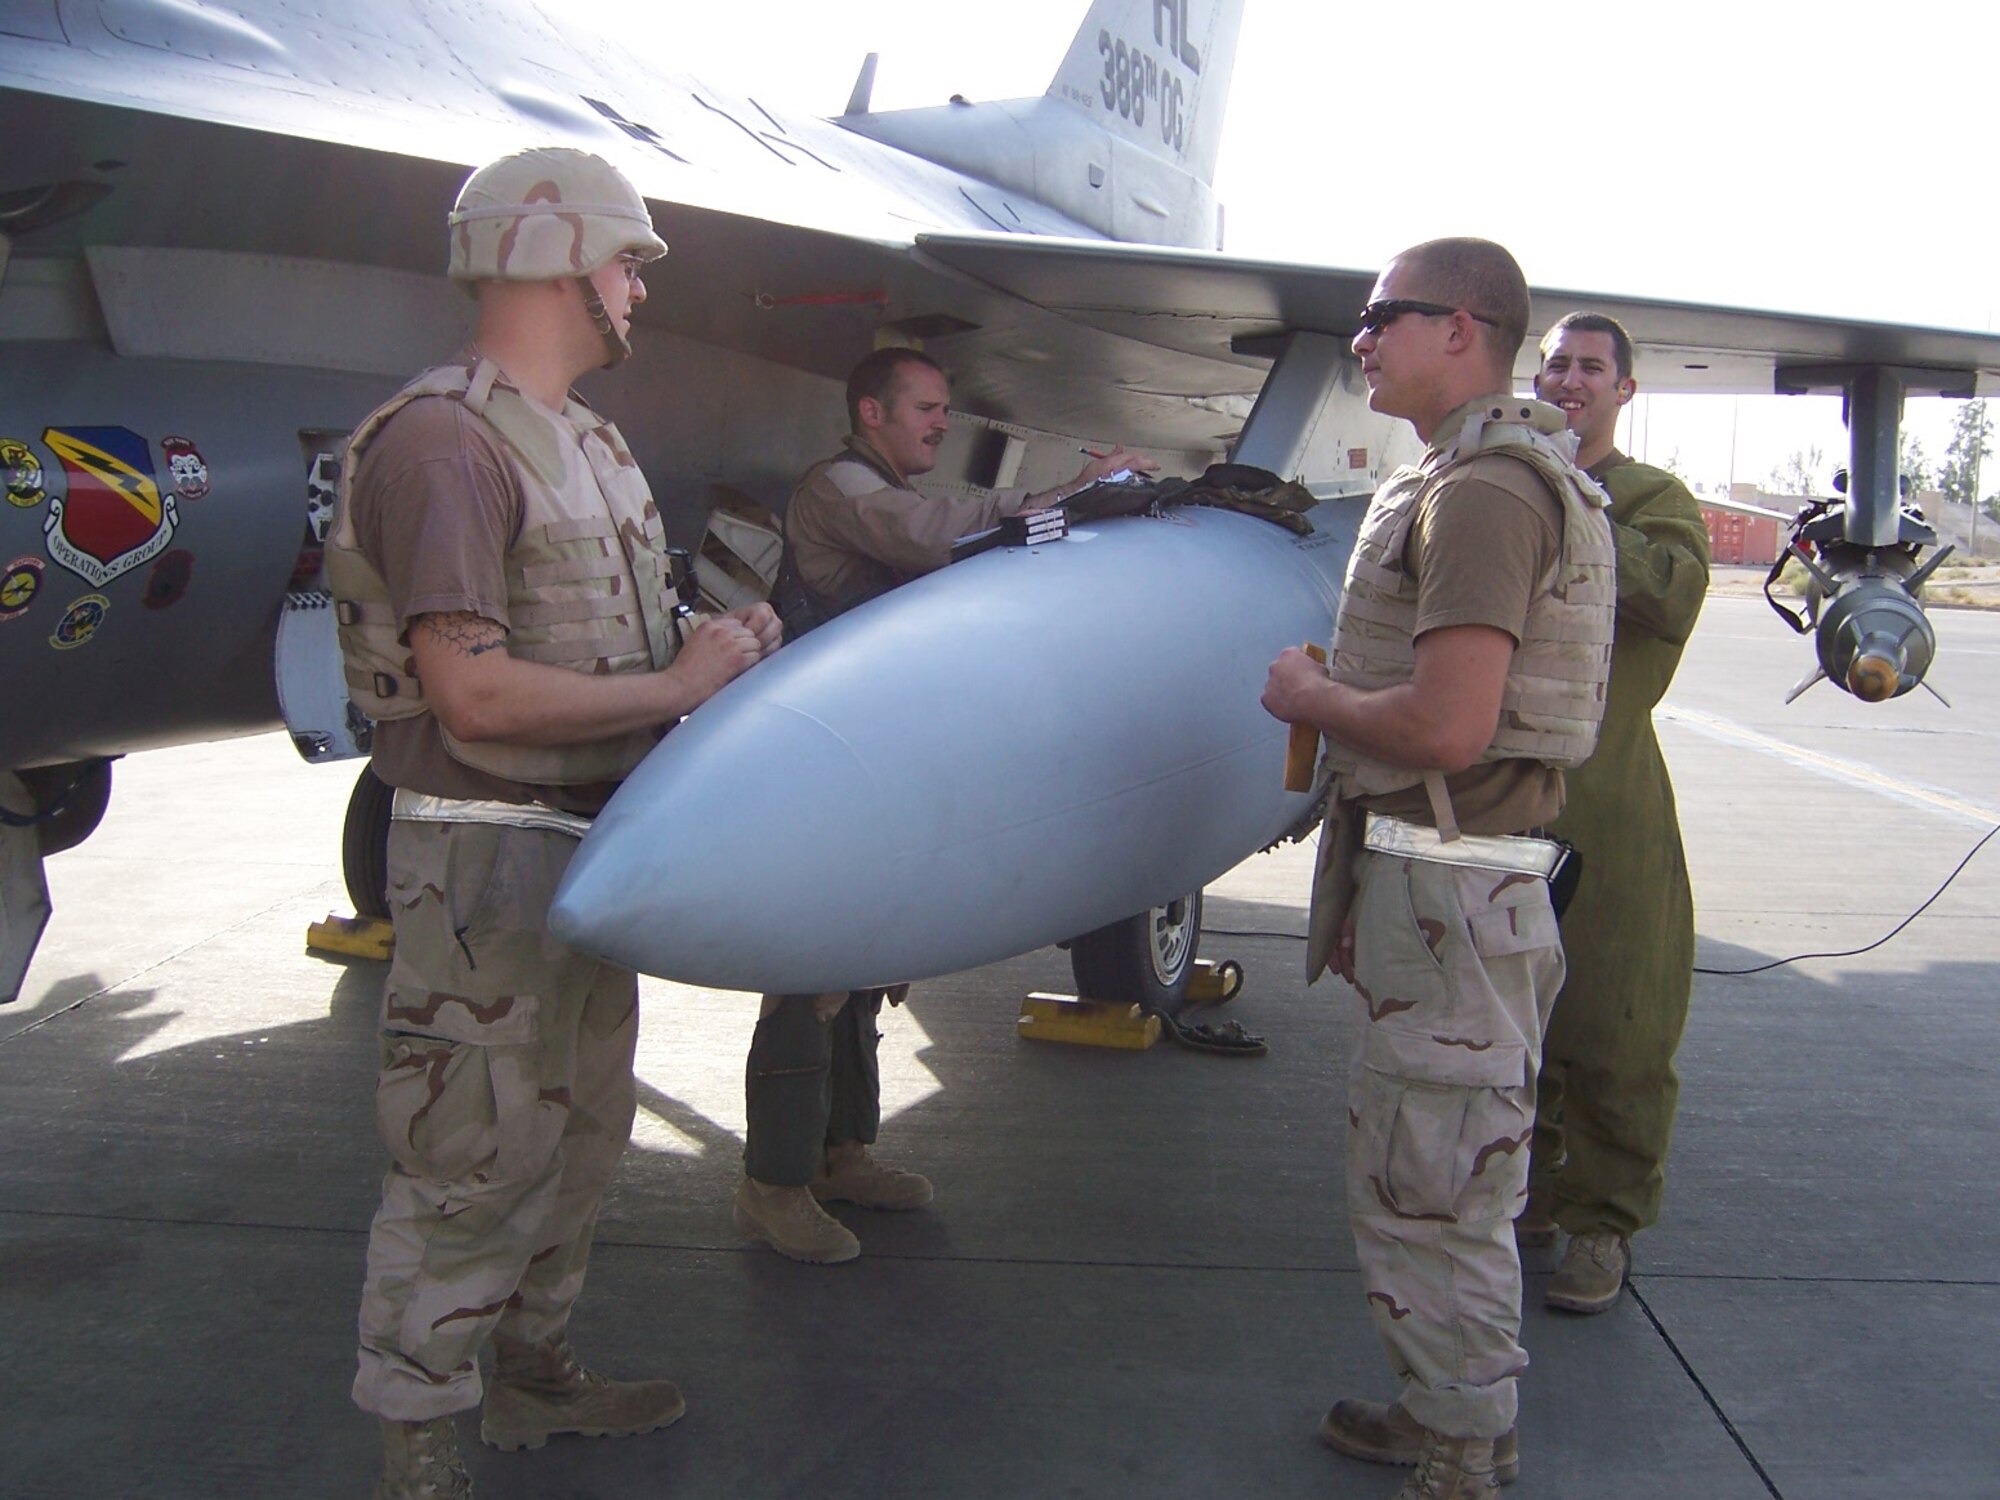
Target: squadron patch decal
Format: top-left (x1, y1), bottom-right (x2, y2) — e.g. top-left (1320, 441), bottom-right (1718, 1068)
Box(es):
top-left (2, 439), bottom-right (44, 507)
top-left (50, 592), bottom-right (110, 650)
top-left (0, 556), bottom-right (45, 620)
top-left (161, 435), bottom-right (211, 500)
top-left (41, 426), bottom-right (180, 587)
top-left (143, 548), bottom-right (195, 610)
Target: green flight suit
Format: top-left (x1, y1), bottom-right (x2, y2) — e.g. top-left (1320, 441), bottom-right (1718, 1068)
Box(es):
top-left (1533, 452), bottom-right (1710, 1239)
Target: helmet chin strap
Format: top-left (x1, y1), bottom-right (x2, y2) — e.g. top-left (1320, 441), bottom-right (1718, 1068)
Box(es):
top-left (576, 275), bottom-right (631, 366)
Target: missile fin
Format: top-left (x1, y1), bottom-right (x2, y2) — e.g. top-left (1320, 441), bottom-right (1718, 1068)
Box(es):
top-left (1783, 664), bottom-right (1828, 704)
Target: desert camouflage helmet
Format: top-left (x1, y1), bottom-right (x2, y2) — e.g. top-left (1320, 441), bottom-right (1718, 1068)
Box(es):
top-left (447, 147), bottom-right (667, 283)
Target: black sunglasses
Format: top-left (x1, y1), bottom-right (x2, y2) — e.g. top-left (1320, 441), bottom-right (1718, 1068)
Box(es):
top-left (1356, 298), bottom-right (1500, 334)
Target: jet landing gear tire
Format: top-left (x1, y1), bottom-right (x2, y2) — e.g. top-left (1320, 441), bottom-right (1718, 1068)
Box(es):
top-left (342, 764), bottom-right (392, 920)
top-left (1068, 889), bottom-right (1203, 1013)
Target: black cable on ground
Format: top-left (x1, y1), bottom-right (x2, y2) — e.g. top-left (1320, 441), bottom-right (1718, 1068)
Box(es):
top-left (1693, 822), bottom-right (1999, 976)
top-left (1204, 821), bottom-right (2000, 976)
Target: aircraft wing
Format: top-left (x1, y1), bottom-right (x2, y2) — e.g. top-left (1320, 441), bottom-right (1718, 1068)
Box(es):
top-left (0, 3), bottom-right (1097, 249)
top-left (0, 9), bottom-right (1258, 453)
top-left (915, 232), bottom-right (2000, 398)
top-left (1704, 493), bottom-right (1800, 523)
top-left (12, 2), bottom-right (2000, 456)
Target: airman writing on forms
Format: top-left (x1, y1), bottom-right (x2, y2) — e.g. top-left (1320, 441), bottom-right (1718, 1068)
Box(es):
top-left (329, 146), bottom-right (780, 1500)
top-left (735, 345), bottom-right (1155, 1264)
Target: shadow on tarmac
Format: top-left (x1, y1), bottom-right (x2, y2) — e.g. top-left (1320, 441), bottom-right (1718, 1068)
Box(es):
top-left (2, 873), bottom-right (1995, 1497)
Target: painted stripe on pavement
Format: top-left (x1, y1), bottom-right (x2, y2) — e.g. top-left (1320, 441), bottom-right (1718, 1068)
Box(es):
top-left (1657, 704), bottom-right (2000, 828)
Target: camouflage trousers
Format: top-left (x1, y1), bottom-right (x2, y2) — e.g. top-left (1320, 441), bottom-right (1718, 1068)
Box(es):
top-left (1345, 848), bottom-right (1565, 1440)
top-left (743, 991), bottom-right (884, 1186)
top-left (353, 818), bottom-right (639, 1422)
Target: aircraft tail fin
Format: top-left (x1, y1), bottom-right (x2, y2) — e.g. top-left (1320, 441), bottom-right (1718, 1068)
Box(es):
top-left (846, 53), bottom-right (879, 117)
top-left (833, 0), bottom-right (1241, 246)
top-left (1046, 0), bottom-right (1243, 187)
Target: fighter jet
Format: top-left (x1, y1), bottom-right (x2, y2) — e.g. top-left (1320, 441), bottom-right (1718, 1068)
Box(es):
top-left (4, 0), bottom-right (2000, 1005)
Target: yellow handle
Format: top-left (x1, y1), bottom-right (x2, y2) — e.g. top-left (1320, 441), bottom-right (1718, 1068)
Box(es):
top-left (1283, 642), bottom-right (1328, 792)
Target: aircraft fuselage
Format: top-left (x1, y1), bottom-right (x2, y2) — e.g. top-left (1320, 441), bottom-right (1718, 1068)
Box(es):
top-left (0, 345), bottom-right (385, 767)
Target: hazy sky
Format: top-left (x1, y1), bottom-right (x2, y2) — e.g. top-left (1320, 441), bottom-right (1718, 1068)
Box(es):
top-left (651, 1), bottom-right (2000, 493)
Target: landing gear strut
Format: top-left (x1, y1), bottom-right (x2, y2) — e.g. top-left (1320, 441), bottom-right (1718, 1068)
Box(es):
top-left (0, 758), bottom-right (115, 1003)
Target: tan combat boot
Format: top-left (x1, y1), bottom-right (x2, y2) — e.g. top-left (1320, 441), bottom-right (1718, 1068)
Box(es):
top-left (812, 1141), bottom-right (933, 1211)
top-left (734, 1175), bottom-right (861, 1263)
top-left (377, 1415), bottom-right (472, 1499)
top-left (480, 1336), bottom-right (686, 1452)
top-left (1392, 1428), bottom-right (1502, 1498)
top-left (1546, 1228), bottom-right (1630, 1314)
top-left (1320, 1399), bottom-right (1519, 1485)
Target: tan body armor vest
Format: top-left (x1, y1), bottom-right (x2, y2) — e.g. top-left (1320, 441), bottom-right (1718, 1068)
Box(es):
top-left (1324, 398), bottom-right (1616, 814)
top-left (325, 355), bottom-right (678, 786)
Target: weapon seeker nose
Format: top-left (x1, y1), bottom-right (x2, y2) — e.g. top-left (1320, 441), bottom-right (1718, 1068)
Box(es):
top-left (1846, 635), bottom-right (1904, 701)
top-left (1816, 576), bottom-right (1935, 703)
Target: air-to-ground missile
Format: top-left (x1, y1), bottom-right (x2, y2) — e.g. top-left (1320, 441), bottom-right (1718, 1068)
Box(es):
top-left (1771, 363), bottom-right (1958, 706)
top-left (1779, 496), bottom-right (1951, 704)
top-left (547, 499), bottom-right (1355, 994)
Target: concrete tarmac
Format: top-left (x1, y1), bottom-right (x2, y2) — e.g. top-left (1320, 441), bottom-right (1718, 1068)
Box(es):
top-left (3, 595), bottom-right (1995, 1498)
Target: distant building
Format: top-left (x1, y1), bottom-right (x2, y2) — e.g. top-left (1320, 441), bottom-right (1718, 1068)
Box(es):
top-left (1911, 488), bottom-right (1999, 561)
top-left (1700, 483), bottom-right (1785, 566)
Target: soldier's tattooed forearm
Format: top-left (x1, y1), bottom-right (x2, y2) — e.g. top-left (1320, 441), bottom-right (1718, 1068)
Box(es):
top-left (415, 611), bottom-right (507, 657)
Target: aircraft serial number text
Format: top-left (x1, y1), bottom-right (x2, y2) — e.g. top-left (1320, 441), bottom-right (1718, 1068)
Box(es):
top-left (1098, 30), bottom-right (1187, 152)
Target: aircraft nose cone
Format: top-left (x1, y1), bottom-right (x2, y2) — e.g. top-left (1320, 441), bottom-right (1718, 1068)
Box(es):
top-left (549, 690), bottom-right (899, 991)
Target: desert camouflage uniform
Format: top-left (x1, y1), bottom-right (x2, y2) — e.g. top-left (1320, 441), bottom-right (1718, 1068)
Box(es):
top-left (353, 818), bottom-right (639, 1419)
top-left (334, 354), bottom-right (676, 1421)
top-left (1345, 854), bottom-right (1564, 1438)
top-left (1315, 397), bottom-right (1614, 1439)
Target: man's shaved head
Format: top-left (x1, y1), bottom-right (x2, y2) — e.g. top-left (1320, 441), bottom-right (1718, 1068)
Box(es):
top-left (1394, 237), bottom-right (1532, 372)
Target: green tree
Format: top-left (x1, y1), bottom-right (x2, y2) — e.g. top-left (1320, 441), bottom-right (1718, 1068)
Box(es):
top-left (1937, 399), bottom-right (1992, 508)
top-left (1767, 445), bottom-right (1826, 496)
top-left (1899, 431), bottom-right (1932, 493)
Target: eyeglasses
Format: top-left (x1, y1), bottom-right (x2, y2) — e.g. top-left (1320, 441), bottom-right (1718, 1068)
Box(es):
top-left (614, 253), bottom-right (649, 285)
top-left (1356, 298), bottom-right (1500, 334)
